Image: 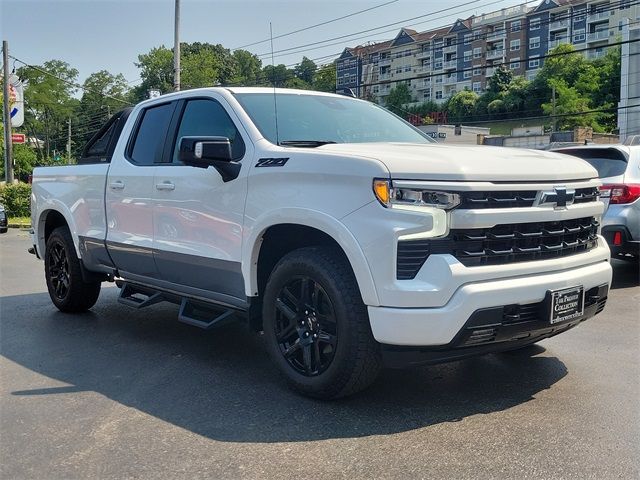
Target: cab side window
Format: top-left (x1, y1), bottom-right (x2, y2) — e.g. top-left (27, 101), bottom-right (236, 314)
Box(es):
top-left (129, 103), bottom-right (175, 165)
top-left (172, 99), bottom-right (245, 163)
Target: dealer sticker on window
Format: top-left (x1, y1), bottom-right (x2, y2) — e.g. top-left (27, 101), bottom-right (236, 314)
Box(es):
top-left (549, 286), bottom-right (585, 324)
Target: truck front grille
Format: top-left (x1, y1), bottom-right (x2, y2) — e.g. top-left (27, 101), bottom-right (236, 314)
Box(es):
top-left (396, 216), bottom-right (599, 279)
top-left (458, 187), bottom-right (598, 209)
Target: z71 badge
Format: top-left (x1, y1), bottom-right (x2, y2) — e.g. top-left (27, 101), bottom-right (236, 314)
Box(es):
top-left (256, 157), bottom-right (289, 167)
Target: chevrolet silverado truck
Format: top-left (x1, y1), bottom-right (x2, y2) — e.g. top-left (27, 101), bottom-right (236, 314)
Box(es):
top-left (30, 87), bottom-right (612, 399)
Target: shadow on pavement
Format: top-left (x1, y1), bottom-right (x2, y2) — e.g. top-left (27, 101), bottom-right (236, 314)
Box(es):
top-left (610, 259), bottom-right (640, 290)
top-left (1, 290), bottom-right (567, 444)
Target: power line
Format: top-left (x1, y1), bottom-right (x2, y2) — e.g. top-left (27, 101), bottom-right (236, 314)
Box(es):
top-left (233, 0), bottom-right (400, 50)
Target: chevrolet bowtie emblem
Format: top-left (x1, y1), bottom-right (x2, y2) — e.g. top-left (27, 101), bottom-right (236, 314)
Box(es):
top-left (537, 186), bottom-right (575, 209)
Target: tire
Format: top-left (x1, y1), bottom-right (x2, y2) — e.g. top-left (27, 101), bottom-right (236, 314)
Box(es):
top-left (262, 246), bottom-right (381, 399)
top-left (44, 226), bottom-right (101, 313)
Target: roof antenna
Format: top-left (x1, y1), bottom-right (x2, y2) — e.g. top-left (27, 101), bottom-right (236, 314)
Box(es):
top-left (269, 22), bottom-right (280, 146)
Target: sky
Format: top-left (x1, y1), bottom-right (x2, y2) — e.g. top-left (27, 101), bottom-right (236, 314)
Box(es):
top-left (2, 0), bottom-right (528, 89)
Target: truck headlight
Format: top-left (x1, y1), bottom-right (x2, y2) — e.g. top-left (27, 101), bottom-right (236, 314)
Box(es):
top-left (373, 179), bottom-right (460, 210)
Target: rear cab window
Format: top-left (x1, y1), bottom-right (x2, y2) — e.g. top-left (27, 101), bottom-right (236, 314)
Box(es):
top-left (127, 102), bottom-right (176, 166)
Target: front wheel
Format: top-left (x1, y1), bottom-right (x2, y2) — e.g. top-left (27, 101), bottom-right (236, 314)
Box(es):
top-left (44, 226), bottom-right (101, 313)
top-left (262, 246), bottom-right (381, 399)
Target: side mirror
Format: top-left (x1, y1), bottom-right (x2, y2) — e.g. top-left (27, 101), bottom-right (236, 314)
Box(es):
top-left (178, 136), bottom-right (240, 182)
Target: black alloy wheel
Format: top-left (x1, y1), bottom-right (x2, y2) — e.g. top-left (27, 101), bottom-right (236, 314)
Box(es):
top-left (48, 241), bottom-right (71, 300)
top-left (274, 276), bottom-right (338, 376)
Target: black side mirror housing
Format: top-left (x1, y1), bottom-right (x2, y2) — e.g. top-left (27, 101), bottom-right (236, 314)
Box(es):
top-left (178, 136), bottom-right (241, 182)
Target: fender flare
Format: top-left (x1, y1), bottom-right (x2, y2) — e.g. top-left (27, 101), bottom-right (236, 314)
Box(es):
top-left (35, 200), bottom-right (82, 259)
top-left (242, 208), bottom-right (380, 306)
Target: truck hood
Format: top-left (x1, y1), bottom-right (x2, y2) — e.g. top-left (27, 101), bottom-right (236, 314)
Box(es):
top-left (318, 143), bottom-right (598, 182)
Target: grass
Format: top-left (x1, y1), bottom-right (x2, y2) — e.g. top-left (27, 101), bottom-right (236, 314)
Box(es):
top-left (8, 216), bottom-right (31, 228)
top-left (481, 118), bottom-right (551, 136)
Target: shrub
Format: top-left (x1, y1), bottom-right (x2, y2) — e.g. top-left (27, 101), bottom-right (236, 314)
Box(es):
top-left (0, 182), bottom-right (31, 218)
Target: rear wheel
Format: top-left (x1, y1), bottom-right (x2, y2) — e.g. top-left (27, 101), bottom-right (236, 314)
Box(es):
top-left (45, 226), bottom-right (101, 313)
top-left (262, 247), bottom-right (381, 399)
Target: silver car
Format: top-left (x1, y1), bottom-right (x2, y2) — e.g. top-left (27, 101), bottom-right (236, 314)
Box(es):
top-left (554, 144), bottom-right (640, 262)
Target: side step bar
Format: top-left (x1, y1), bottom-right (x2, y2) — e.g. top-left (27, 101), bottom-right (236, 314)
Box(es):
top-left (117, 281), bottom-right (238, 330)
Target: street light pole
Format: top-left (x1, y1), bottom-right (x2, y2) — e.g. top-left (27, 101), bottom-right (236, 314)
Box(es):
top-left (2, 40), bottom-right (14, 183)
top-left (173, 0), bottom-right (180, 92)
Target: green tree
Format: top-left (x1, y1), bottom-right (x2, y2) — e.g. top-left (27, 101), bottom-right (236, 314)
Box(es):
top-left (447, 90), bottom-right (480, 122)
top-left (312, 63), bottom-right (336, 92)
top-left (231, 50), bottom-right (262, 85)
top-left (294, 56), bottom-right (317, 84)
top-left (385, 83), bottom-right (412, 115)
top-left (17, 59), bottom-right (79, 161)
top-left (487, 66), bottom-right (513, 94)
top-left (75, 70), bottom-right (130, 157)
top-left (262, 64), bottom-right (294, 87)
top-left (542, 78), bottom-right (603, 131)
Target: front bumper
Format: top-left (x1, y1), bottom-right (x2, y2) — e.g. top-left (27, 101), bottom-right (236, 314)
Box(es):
top-left (368, 258), bottom-right (612, 347)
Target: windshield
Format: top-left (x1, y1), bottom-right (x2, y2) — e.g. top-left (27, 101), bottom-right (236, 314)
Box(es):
top-left (234, 92), bottom-right (434, 146)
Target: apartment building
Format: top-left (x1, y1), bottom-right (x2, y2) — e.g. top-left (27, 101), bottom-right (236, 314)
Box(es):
top-left (335, 0), bottom-right (640, 105)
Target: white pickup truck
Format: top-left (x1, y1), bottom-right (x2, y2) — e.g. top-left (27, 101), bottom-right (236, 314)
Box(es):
top-left (31, 87), bottom-right (612, 398)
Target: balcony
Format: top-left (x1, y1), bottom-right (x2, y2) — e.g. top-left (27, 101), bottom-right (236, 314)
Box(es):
top-left (486, 49), bottom-right (505, 60)
top-left (379, 72), bottom-right (392, 80)
top-left (443, 59), bottom-right (458, 69)
top-left (433, 62), bottom-right (443, 71)
top-left (416, 50), bottom-right (431, 59)
top-left (587, 30), bottom-right (609, 42)
top-left (486, 67), bottom-right (496, 77)
top-left (443, 44), bottom-right (457, 54)
top-left (486, 31), bottom-right (506, 41)
top-left (587, 49), bottom-right (606, 59)
top-left (444, 75), bottom-right (457, 84)
top-left (587, 11), bottom-right (610, 23)
top-left (414, 66), bottom-right (431, 75)
top-left (416, 79), bottom-right (432, 90)
top-left (549, 18), bottom-right (569, 30)
top-left (548, 38), bottom-right (569, 49)
top-left (378, 58), bottom-right (391, 66)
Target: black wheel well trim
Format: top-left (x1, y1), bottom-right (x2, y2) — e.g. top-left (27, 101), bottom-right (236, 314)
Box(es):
top-left (251, 223), bottom-right (354, 331)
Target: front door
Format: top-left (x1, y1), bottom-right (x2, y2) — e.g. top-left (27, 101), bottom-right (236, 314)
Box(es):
top-left (152, 96), bottom-right (251, 305)
top-left (105, 101), bottom-right (177, 279)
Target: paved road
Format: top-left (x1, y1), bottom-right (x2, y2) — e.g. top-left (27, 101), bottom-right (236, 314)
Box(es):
top-left (1, 229), bottom-right (638, 479)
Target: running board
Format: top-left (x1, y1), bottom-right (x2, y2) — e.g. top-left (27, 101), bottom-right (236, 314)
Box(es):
top-left (118, 282), bottom-right (164, 309)
top-left (178, 299), bottom-right (236, 330)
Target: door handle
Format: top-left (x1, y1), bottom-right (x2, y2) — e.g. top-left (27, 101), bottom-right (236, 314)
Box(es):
top-left (109, 181), bottom-right (125, 190)
top-left (155, 181), bottom-right (175, 191)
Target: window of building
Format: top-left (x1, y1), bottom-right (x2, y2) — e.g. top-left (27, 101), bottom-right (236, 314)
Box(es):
top-left (529, 18), bottom-right (540, 30)
top-left (510, 39), bottom-right (521, 51)
top-left (396, 66), bottom-right (402, 74)
top-left (423, 90), bottom-right (431, 99)
top-left (510, 58), bottom-right (520, 69)
top-left (473, 68), bottom-right (482, 76)
top-left (350, 75), bottom-right (357, 83)
top-left (529, 36), bottom-right (540, 49)
top-left (573, 29), bottom-right (586, 42)
top-left (463, 69), bottom-right (472, 79)
top-left (435, 90), bottom-right (443, 99)
top-left (434, 61), bottom-right (443, 69)
top-left (473, 29), bottom-right (482, 40)
top-left (435, 75), bottom-right (443, 84)
top-left (473, 47), bottom-right (482, 58)
top-left (528, 56), bottom-right (540, 68)
top-left (472, 81), bottom-right (482, 93)
top-left (404, 64), bottom-right (412, 72)
top-left (464, 34), bottom-right (472, 45)
top-left (511, 20), bottom-right (522, 32)
top-left (464, 51), bottom-right (472, 62)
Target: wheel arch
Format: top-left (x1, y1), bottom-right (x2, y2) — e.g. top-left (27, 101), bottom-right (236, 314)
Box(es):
top-left (243, 209), bottom-right (379, 309)
top-left (36, 205), bottom-right (80, 258)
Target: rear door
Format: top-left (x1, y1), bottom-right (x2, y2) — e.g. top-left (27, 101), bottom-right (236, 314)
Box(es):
top-left (151, 95), bottom-right (251, 305)
top-left (105, 101), bottom-right (177, 279)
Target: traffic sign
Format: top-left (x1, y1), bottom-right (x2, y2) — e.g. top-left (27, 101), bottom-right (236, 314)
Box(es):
top-left (11, 133), bottom-right (25, 144)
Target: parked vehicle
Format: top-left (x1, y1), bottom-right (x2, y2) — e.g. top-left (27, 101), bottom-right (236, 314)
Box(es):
top-left (553, 144), bottom-right (640, 262)
top-left (30, 88), bottom-right (612, 398)
top-left (0, 203), bottom-right (7, 233)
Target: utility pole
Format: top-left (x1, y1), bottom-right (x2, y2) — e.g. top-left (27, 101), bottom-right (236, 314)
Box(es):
top-left (67, 117), bottom-right (71, 164)
top-left (2, 40), bottom-right (14, 183)
top-left (551, 85), bottom-right (557, 132)
top-left (173, 0), bottom-right (180, 91)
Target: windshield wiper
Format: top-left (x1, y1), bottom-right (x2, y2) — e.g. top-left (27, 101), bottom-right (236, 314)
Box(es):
top-left (279, 140), bottom-right (337, 148)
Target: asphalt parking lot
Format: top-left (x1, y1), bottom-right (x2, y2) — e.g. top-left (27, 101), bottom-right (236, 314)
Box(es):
top-left (1, 228), bottom-right (638, 479)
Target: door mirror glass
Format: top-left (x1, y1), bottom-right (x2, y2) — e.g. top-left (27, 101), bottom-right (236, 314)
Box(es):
top-left (178, 136), bottom-right (233, 167)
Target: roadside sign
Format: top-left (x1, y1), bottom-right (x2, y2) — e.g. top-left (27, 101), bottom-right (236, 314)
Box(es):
top-left (11, 133), bottom-right (25, 144)
top-left (8, 73), bottom-right (24, 128)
